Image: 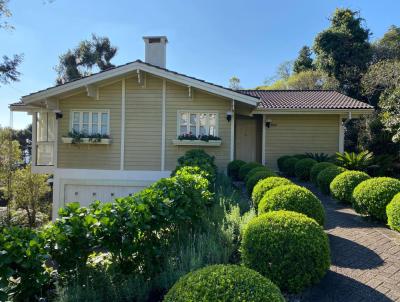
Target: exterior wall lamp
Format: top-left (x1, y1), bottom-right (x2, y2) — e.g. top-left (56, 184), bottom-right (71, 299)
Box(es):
top-left (226, 111), bottom-right (233, 122)
top-left (265, 119), bottom-right (272, 128)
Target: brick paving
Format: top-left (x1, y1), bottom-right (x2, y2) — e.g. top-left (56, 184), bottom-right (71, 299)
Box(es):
top-left (296, 181), bottom-right (400, 302)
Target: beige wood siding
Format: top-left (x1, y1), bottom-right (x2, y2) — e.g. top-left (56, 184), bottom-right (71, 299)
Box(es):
top-left (165, 81), bottom-right (232, 171)
top-left (57, 82), bottom-right (122, 169)
top-left (124, 75), bottom-right (162, 170)
top-left (265, 115), bottom-right (339, 170)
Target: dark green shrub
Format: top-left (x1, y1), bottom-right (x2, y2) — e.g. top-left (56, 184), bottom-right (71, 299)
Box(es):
top-left (245, 170), bottom-right (277, 196)
top-left (173, 149), bottom-right (218, 183)
top-left (316, 166), bottom-right (347, 194)
top-left (241, 211), bottom-right (330, 293)
top-left (293, 154), bottom-right (308, 159)
top-left (252, 177), bottom-right (292, 210)
top-left (387, 193), bottom-right (400, 232)
top-left (258, 185), bottom-right (325, 225)
top-left (335, 150), bottom-right (374, 171)
top-left (227, 160), bottom-right (246, 180)
top-left (330, 171), bottom-right (370, 203)
top-left (352, 177), bottom-right (400, 221)
top-left (310, 162), bottom-right (335, 184)
top-left (306, 152), bottom-right (332, 162)
top-left (245, 166), bottom-right (269, 182)
top-left (277, 155), bottom-right (292, 171)
top-left (281, 157), bottom-right (299, 176)
top-left (0, 227), bottom-right (50, 301)
top-left (295, 158), bottom-right (318, 180)
top-left (163, 265), bottom-right (285, 302)
top-left (238, 162), bottom-right (262, 180)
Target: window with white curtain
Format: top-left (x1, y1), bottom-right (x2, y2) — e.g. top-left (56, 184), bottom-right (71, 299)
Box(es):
top-left (71, 110), bottom-right (110, 135)
top-left (178, 111), bottom-right (218, 136)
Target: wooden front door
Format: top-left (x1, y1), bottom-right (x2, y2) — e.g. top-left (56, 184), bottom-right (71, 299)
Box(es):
top-left (235, 117), bottom-right (258, 162)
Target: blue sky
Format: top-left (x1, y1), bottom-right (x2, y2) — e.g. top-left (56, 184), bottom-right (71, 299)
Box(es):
top-left (1, 0), bottom-right (399, 129)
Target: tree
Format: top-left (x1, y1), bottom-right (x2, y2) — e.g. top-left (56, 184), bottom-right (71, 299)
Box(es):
top-left (229, 76), bottom-right (242, 90)
top-left (12, 124), bottom-right (32, 162)
top-left (276, 60), bottom-right (293, 80)
top-left (379, 88), bottom-right (400, 143)
top-left (293, 46), bottom-right (314, 73)
top-left (313, 9), bottom-right (371, 98)
top-left (56, 34), bottom-right (118, 84)
top-left (372, 25), bottom-right (400, 62)
top-left (11, 166), bottom-right (50, 227)
top-left (0, 0), bottom-right (23, 86)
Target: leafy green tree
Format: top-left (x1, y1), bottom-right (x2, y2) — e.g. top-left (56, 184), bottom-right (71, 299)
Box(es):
top-left (56, 34), bottom-right (118, 84)
top-left (11, 166), bottom-right (50, 227)
top-left (313, 8), bottom-right (371, 98)
top-left (293, 46), bottom-right (314, 73)
top-left (372, 25), bottom-right (400, 62)
top-left (229, 76), bottom-right (242, 90)
top-left (12, 124), bottom-right (32, 161)
top-left (379, 87), bottom-right (400, 143)
top-left (276, 60), bottom-right (293, 80)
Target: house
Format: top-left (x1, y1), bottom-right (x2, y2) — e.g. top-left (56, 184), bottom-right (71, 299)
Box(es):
top-left (9, 36), bottom-right (374, 218)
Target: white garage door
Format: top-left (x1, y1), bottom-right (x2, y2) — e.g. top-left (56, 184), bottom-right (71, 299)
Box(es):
top-left (64, 184), bottom-right (145, 207)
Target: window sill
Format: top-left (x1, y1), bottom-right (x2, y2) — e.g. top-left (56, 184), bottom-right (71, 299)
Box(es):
top-left (62, 137), bottom-right (112, 145)
top-left (172, 139), bottom-right (222, 147)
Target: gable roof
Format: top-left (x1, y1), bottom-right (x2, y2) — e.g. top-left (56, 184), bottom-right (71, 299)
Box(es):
top-left (19, 60), bottom-right (259, 106)
top-left (238, 90), bottom-right (374, 111)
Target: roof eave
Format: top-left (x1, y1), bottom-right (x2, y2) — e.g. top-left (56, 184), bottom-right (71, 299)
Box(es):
top-left (252, 108), bottom-right (374, 115)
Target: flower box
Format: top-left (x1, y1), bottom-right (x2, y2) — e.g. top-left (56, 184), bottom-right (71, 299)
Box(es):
top-left (62, 137), bottom-right (112, 145)
top-left (172, 139), bottom-right (222, 147)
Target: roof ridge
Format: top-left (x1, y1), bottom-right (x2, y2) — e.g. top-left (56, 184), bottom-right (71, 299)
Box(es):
top-left (239, 89), bottom-right (338, 92)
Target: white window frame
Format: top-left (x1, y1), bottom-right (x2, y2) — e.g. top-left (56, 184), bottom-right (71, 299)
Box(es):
top-left (69, 109), bottom-right (110, 135)
top-left (177, 110), bottom-right (219, 137)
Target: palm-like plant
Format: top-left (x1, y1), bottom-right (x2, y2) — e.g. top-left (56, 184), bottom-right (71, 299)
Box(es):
top-left (306, 152), bottom-right (333, 162)
top-left (335, 150), bottom-right (374, 171)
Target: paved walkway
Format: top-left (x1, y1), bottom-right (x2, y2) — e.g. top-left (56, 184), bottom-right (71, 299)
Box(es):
top-left (296, 181), bottom-right (400, 302)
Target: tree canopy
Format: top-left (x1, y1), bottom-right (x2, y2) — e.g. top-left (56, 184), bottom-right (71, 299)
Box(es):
top-left (293, 46), bottom-right (314, 73)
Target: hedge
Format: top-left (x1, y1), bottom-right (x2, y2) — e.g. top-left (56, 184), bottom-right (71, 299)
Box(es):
top-left (281, 157), bottom-right (299, 176)
top-left (241, 211), bottom-right (330, 293)
top-left (163, 265), bottom-right (285, 302)
top-left (252, 177), bottom-right (292, 210)
top-left (294, 158), bottom-right (318, 180)
top-left (316, 166), bottom-right (347, 194)
top-left (277, 155), bottom-right (292, 171)
top-left (329, 171), bottom-right (370, 203)
top-left (245, 166), bottom-right (270, 182)
top-left (227, 160), bottom-right (246, 180)
top-left (387, 193), bottom-right (400, 232)
top-left (352, 177), bottom-right (400, 221)
top-left (310, 162), bottom-right (335, 184)
top-left (238, 162), bottom-right (263, 181)
top-left (245, 170), bottom-right (277, 196)
top-left (258, 184), bottom-right (325, 225)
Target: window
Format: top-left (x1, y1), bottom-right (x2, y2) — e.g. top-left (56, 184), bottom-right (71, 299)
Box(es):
top-left (178, 111), bottom-right (218, 136)
top-left (36, 112), bottom-right (55, 166)
top-left (71, 110), bottom-right (110, 135)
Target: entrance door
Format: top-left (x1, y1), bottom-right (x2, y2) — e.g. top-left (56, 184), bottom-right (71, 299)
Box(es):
top-left (235, 118), bottom-right (258, 162)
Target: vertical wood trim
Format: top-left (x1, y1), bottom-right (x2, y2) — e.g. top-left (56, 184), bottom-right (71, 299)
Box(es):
top-left (161, 79), bottom-right (166, 170)
top-left (32, 112), bottom-right (37, 166)
top-left (230, 100), bottom-right (235, 161)
top-left (262, 114), bottom-right (266, 165)
top-left (339, 115), bottom-right (344, 153)
top-left (54, 101), bottom-right (59, 168)
top-left (120, 79), bottom-right (126, 170)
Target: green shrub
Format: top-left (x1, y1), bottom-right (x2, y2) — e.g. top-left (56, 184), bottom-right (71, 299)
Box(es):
top-left (295, 158), bottom-right (318, 180)
top-left (281, 157), bottom-right (299, 176)
top-left (245, 170), bottom-right (277, 196)
top-left (387, 193), bottom-right (400, 232)
top-left (310, 162), bottom-right (335, 184)
top-left (277, 155), bottom-right (292, 171)
top-left (241, 211), bottom-right (330, 293)
top-left (244, 166), bottom-right (269, 182)
top-left (352, 177), bottom-right (400, 221)
top-left (0, 227), bottom-right (50, 301)
top-left (335, 150), bottom-right (374, 171)
top-left (252, 177), bottom-right (292, 210)
top-left (293, 154), bottom-right (308, 159)
top-left (238, 162), bottom-right (262, 180)
top-left (316, 166), bottom-right (347, 194)
top-left (330, 171), bottom-right (371, 203)
top-left (163, 265), bottom-right (285, 302)
top-left (258, 185), bottom-right (325, 225)
top-left (306, 152), bottom-right (332, 162)
top-left (227, 160), bottom-right (246, 180)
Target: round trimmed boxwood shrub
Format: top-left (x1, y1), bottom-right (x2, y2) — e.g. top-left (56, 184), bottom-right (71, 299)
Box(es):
top-left (352, 177), bottom-right (400, 221)
top-left (258, 184), bottom-right (325, 225)
top-left (241, 211), bottom-right (330, 293)
top-left (281, 157), bottom-right (299, 176)
top-left (277, 155), bottom-right (292, 171)
top-left (310, 162), bottom-right (335, 184)
top-left (246, 170), bottom-right (277, 196)
top-left (163, 264), bottom-right (285, 302)
top-left (238, 162), bottom-right (262, 180)
top-left (330, 171), bottom-right (370, 203)
top-left (293, 154), bottom-right (308, 160)
top-left (252, 177), bottom-right (293, 210)
top-left (387, 193), bottom-right (400, 232)
top-left (316, 166), bottom-right (347, 194)
top-left (227, 160), bottom-right (246, 180)
top-left (295, 158), bottom-right (318, 180)
top-left (245, 166), bottom-right (269, 182)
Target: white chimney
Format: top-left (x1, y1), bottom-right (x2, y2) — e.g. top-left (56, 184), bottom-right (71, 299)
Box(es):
top-left (143, 36), bottom-right (168, 68)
